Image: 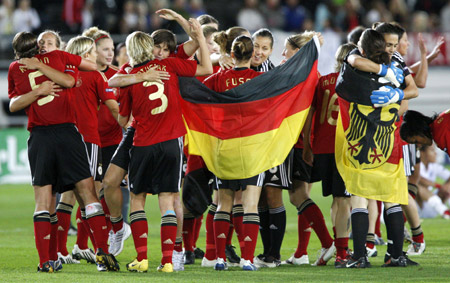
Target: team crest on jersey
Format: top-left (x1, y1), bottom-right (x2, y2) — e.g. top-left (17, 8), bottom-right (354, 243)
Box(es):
top-left (76, 77), bottom-right (82, 88)
top-left (344, 103), bottom-right (399, 169)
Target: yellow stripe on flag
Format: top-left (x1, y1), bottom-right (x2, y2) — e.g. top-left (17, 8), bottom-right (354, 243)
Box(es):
top-left (184, 109), bottom-right (310, 180)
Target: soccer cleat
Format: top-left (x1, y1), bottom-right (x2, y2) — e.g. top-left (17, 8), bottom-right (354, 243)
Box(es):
top-left (37, 261), bottom-right (54, 273)
top-left (108, 222), bottom-right (131, 256)
top-left (126, 258), bottom-right (148, 272)
top-left (334, 256), bottom-right (347, 268)
top-left (366, 246), bottom-right (378, 257)
top-left (68, 224), bottom-right (78, 236)
top-left (253, 254), bottom-right (266, 268)
top-left (157, 263), bottom-right (174, 272)
top-left (173, 250), bottom-right (185, 271)
top-left (96, 248), bottom-right (120, 271)
top-left (384, 252), bottom-right (419, 266)
top-left (72, 244), bottom-right (96, 264)
top-left (375, 234), bottom-right (387, 245)
top-left (312, 242), bottom-right (336, 266)
top-left (407, 241), bottom-right (426, 256)
top-left (96, 263), bottom-right (107, 272)
top-left (242, 259), bottom-right (258, 271)
top-left (52, 259), bottom-right (63, 272)
top-left (214, 257), bottom-right (228, 271)
top-left (282, 254), bottom-right (310, 265)
top-left (194, 247), bottom-right (205, 259)
top-left (262, 255), bottom-right (281, 268)
top-left (382, 256), bottom-right (407, 267)
top-left (184, 250), bottom-right (195, 265)
top-left (58, 252), bottom-right (80, 264)
top-left (201, 257), bottom-right (217, 267)
top-left (225, 245), bottom-right (241, 266)
top-left (345, 256), bottom-right (371, 268)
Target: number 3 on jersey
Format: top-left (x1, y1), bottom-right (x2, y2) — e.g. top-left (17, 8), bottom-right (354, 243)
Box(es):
top-left (28, 70), bottom-right (54, 106)
top-left (143, 81), bottom-right (167, 115)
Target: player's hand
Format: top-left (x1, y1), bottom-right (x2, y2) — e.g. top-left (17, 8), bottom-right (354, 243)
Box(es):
top-left (429, 36), bottom-right (444, 62)
top-left (219, 54), bottom-right (234, 70)
top-left (417, 33), bottom-right (427, 55)
top-left (314, 32), bottom-right (324, 46)
top-left (141, 66), bottom-right (170, 84)
top-left (155, 8), bottom-right (180, 21)
top-left (19, 57), bottom-right (42, 70)
top-left (379, 63), bottom-right (404, 87)
top-left (188, 18), bottom-right (203, 40)
top-left (302, 146), bottom-right (314, 166)
top-left (371, 85), bottom-right (404, 108)
top-left (36, 81), bottom-right (61, 97)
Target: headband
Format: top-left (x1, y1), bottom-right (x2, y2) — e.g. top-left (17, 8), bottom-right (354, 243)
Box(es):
top-left (95, 34), bottom-right (109, 43)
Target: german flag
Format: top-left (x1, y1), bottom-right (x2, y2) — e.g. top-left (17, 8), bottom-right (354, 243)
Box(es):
top-left (179, 37), bottom-right (321, 180)
top-left (335, 61), bottom-right (408, 205)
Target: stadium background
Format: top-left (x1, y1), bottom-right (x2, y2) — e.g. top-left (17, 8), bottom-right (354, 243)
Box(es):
top-left (1, 0), bottom-right (449, 183)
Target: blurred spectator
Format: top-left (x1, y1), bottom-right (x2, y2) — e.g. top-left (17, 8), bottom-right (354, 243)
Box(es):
top-left (260, 0), bottom-right (285, 30)
top-left (136, 1), bottom-right (150, 32)
top-left (412, 10), bottom-right (431, 32)
top-left (81, 0), bottom-right (93, 32)
top-left (188, 0), bottom-right (206, 18)
top-left (341, 0), bottom-right (364, 32)
top-left (113, 42), bottom-right (128, 67)
top-left (389, 0), bottom-right (409, 26)
top-left (119, 0), bottom-right (138, 34)
top-left (237, 0), bottom-right (266, 32)
top-left (314, 2), bottom-right (331, 32)
top-left (62, 0), bottom-right (84, 33)
top-left (282, 0), bottom-right (310, 32)
top-left (149, 0), bottom-right (168, 31)
top-left (364, 0), bottom-right (392, 28)
top-left (170, 0), bottom-right (190, 33)
top-left (441, 0), bottom-right (450, 32)
top-left (12, 0), bottom-right (40, 33)
top-left (0, 0), bottom-right (14, 35)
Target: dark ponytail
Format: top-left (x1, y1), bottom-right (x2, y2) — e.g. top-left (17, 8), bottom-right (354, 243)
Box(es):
top-left (12, 32), bottom-right (39, 59)
top-left (360, 29), bottom-right (390, 65)
top-left (213, 26), bottom-right (248, 55)
top-left (231, 35), bottom-right (253, 62)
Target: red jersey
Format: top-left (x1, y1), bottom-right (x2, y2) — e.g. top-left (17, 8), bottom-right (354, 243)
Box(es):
top-left (311, 72), bottom-right (340, 154)
top-left (119, 57), bottom-right (197, 146)
top-left (98, 65), bottom-right (122, 147)
top-left (8, 50), bottom-right (82, 131)
top-left (203, 67), bottom-right (261, 92)
top-left (197, 65), bottom-right (220, 83)
top-left (431, 109), bottom-right (450, 156)
top-left (73, 70), bottom-right (115, 145)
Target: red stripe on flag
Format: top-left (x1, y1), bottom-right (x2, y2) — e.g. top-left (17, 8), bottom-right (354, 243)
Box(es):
top-left (182, 62), bottom-right (318, 140)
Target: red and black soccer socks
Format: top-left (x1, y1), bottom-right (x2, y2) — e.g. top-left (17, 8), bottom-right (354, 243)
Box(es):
top-left (130, 210), bottom-right (148, 261)
top-left (204, 204), bottom-right (217, 260)
top-left (34, 211), bottom-right (51, 267)
top-left (160, 214), bottom-right (177, 265)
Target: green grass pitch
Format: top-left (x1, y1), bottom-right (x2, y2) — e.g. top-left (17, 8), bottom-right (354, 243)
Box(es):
top-left (0, 183), bottom-right (449, 282)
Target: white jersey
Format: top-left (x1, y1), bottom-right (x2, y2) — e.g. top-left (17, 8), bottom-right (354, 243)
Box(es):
top-left (420, 162), bottom-right (450, 190)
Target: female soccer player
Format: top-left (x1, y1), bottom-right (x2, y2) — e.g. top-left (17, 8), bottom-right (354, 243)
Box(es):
top-left (302, 42), bottom-right (357, 268)
top-left (118, 19), bottom-right (212, 273)
top-left (336, 28), bottom-right (417, 268)
top-left (8, 31), bottom-right (119, 272)
top-left (400, 109), bottom-right (450, 156)
top-left (203, 35), bottom-right (264, 272)
top-left (279, 31), bottom-right (335, 267)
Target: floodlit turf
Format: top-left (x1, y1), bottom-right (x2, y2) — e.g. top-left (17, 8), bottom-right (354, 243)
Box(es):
top-left (0, 184), bottom-right (449, 282)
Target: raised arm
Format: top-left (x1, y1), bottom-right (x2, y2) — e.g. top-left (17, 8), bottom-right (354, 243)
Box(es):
top-left (189, 18), bottom-right (213, 76)
top-left (409, 36), bottom-right (444, 74)
top-left (156, 8), bottom-right (200, 57)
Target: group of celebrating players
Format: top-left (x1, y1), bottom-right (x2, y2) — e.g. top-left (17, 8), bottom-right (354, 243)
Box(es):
top-left (7, 6), bottom-right (450, 274)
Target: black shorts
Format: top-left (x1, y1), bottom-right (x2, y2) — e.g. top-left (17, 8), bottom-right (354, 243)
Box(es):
top-left (85, 142), bottom-right (102, 182)
top-left (292, 148), bottom-right (320, 183)
top-left (110, 127), bottom-right (134, 171)
top-left (313, 154), bottom-right (349, 197)
top-left (263, 150), bottom-right (293, 189)
top-left (102, 144), bottom-right (119, 173)
top-left (403, 144), bottom-right (419, 177)
top-left (128, 137), bottom-right (183, 195)
top-left (215, 172), bottom-right (265, 191)
top-left (28, 123), bottom-right (91, 193)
